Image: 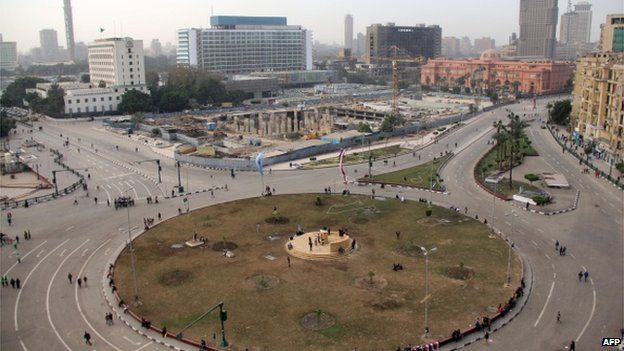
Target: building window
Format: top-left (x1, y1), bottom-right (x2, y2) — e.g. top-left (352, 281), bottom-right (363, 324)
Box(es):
top-left (116, 96), bottom-right (120, 100)
top-left (129, 61), bottom-right (133, 65)
top-left (93, 98), bottom-right (96, 102)
top-left (109, 96), bottom-right (112, 101)
top-left (86, 107), bottom-right (89, 112)
top-left (129, 54), bottom-right (132, 58)
top-left (128, 48), bottom-right (131, 53)
top-left (69, 108), bottom-right (72, 113)
top-left (93, 106), bottom-right (97, 112)
top-left (130, 81), bottom-right (134, 85)
top-left (129, 68), bottom-right (133, 72)
top-left (68, 100), bottom-right (72, 104)
top-left (114, 89), bottom-right (118, 92)
top-left (76, 99), bottom-right (80, 103)
top-left (101, 97), bottom-right (104, 101)
top-left (77, 107), bottom-right (81, 113)
top-left (110, 104), bottom-right (113, 110)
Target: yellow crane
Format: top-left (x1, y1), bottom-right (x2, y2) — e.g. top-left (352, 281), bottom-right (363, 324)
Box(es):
top-left (366, 45), bottom-right (425, 115)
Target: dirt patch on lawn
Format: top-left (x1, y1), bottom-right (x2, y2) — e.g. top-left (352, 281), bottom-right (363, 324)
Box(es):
top-left (370, 294), bottom-right (406, 311)
top-left (243, 274), bottom-right (280, 291)
top-left (158, 270), bottom-right (193, 286)
top-left (445, 265), bottom-right (475, 280)
top-left (264, 216), bottom-right (290, 224)
top-left (355, 276), bottom-right (388, 291)
top-left (211, 241), bottom-right (238, 251)
top-left (300, 311), bottom-right (336, 331)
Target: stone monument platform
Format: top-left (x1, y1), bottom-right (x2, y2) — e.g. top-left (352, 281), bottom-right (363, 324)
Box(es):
top-left (285, 229), bottom-right (354, 261)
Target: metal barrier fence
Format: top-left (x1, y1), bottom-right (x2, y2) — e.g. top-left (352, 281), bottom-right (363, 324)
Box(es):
top-left (1, 148), bottom-right (85, 210)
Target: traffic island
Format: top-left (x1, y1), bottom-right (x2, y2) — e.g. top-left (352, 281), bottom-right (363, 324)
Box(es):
top-left (113, 194), bottom-right (521, 350)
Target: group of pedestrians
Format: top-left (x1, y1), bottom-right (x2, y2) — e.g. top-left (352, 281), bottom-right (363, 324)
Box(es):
top-left (67, 273), bottom-right (88, 287)
top-left (555, 240), bottom-right (567, 256)
top-left (1, 276), bottom-right (21, 288)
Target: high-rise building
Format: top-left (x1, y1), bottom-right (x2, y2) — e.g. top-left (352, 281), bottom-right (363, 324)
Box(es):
top-left (570, 52), bottom-right (624, 159)
top-left (0, 38), bottom-right (18, 72)
top-left (518, 0), bottom-right (558, 59)
top-left (177, 16), bottom-right (312, 73)
top-left (509, 32), bottom-right (518, 45)
top-left (63, 0), bottom-right (76, 62)
top-left (599, 14), bottom-right (624, 52)
top-left (88, 37), bottom-right (146, 87)
top-left (344, 14), bottom-right (353, 50)
top-left (460, 36), bottom-right (473, 56)
top-left (366, 23), bottom-right (441, 64)
top-left (474, 37), bottom-right (496, 52)
top-left (442, 36), bottom-right (460, 57)
top-left (150, 39), bottom-right (162, 56)
top-left (560, 1), bottom-right (592, 45)
top-left (39, 29), bottom-right (60, 62)
top-left (355, 32), bottom-right (366, 57)
top-left (74, 42), bottom-right (88, 61)
top-left (176, 28), bottom-right (200, 67)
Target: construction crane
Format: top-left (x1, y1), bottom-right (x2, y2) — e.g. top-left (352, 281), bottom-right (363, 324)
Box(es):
top-left (366, 45), bottom-right (425, 115)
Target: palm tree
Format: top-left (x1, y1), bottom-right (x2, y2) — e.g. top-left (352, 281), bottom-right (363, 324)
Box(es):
top-left (492, 120), bottom-right (507, 170)
top-left (506, 112), bottom-right (528, 189)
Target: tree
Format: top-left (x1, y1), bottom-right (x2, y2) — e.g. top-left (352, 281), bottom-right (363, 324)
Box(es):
top-left (547, 99), bottom-right (572, 126)
top-left (98, 80), bottom-right (106, 88)
top-left (0, 77), bottom-right (47, 107)
top-left (158, 90), bottom-right (189, 112)
top-left (357, 122), bottom-right (373, 133)
top-left (506, 112), bottom-right (528, 189)
top-left (0, 114), bottom-right (16, 137)
top-left (118, 90), bottom-right (152, 114)
top-left (524, 173), bottom-right (539, 184)
top-left (145, 71), bottom-right (160, 93)
top-left (451, 86), bottom-right (461, 94)
top-left (456, 76), bottom-right (466, 86)
top-left (80, 74), bottom-right (90, 83)
top-left (493, 120), bottom-right (508, 170)
top-left (380, 113), bottom-right (405, 132)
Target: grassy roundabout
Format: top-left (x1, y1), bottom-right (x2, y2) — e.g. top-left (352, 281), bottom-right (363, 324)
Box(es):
top-left (367, 153), bottom-right (453, 190)
top-left (115, 194), bottom-right (520, 351)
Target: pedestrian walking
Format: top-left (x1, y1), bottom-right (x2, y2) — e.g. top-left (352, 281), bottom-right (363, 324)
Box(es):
top-left (83, 276), bottom-right (88, 286)
top-left (16, 252), bottom-right (21, 263)
top-left (10, 278), bottom-right (15, 288)
top-left (484, 331), bottom-right (489, 345)
top-left (1, 276), bottom-right (6, 287)
top-left (556, 311), bottom-right (561, 323)
top-left (161, 326), bottom-right (167, 338)
top-left (68, 273), bottom-right (73, 284)
top-left (287, 256), bottom-right (291, 268)
top-left (94, 197), bottom-right (98, 204)
top-left (569, 340), bottom-right (575, 351)
top-left (15, 236), bottom-right (19, 244)
top-left (578, 271), bottom-right (583, 281)
top-left (84, 331), bottom-right (92, 345)
top-left (107, 199), bottom-right (110, 207)
top-left (77, 278), bottom-right (82, 288)
top-left (555, 240), bottom-right (559, 251)
top-left (583, 271), bottom-right (589, 282)
top-left (15, 278), bottom-right (21, 289)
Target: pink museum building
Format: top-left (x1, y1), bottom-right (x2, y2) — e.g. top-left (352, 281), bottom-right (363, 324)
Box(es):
top-left (421, 50), bottom-right (575, 94)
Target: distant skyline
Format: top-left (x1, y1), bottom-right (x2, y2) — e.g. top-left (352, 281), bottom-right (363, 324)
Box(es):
top-left (0, 0), bottom-right (621, 54)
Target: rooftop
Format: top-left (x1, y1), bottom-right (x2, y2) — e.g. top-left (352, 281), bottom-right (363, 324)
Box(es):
top-left (210, 16), bottom-right (287, 27)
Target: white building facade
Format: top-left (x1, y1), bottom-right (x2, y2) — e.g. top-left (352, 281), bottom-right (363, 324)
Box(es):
top-left (177, 16), bottom-right (313, 74)
top-left (0, 41), bottom-right (18, 71)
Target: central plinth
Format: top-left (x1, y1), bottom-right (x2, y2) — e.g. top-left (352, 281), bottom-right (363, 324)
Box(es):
top-left (286, 229), bottom-right (354, 260)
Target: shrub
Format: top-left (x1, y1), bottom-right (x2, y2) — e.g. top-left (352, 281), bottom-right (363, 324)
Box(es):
top-left (532, 195), bottom-right (550, 206)
top-left (524, 173), bottom-right (539, 183)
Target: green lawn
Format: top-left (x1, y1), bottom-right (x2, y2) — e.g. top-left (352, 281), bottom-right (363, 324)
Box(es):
top-left (306, 145), bottom-right (407, 168)
top-left (367, 153), bottom-right (453, 190)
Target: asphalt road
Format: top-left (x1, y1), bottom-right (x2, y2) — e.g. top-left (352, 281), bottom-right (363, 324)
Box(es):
top-left (1, 98), bottom-right (621, 351)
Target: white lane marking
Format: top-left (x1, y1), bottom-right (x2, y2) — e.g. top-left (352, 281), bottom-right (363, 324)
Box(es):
top-left (521, 218), bottom-right (529, 224)
top-left (75, 239), bottom-right (123, 351)
top-left (104, 248), bottom-right (112, 256)
top-left (19, 338), bottom-right (27, 351)
top-left (3, 241), bottom-right (47, 276)
top-left (582, 265), bottom-right (587, 271)
top-left (538, 228), bottom-right (545, 234)
top-left (531, 240), bottom-right (538, 247)
top-left (576, 278), bottom-right (597, 342)
top-left (129, 179), bottom-right (135, 184)
top-left (134, 341), bottom-right (154, 351)
top-left (135, 179), bottom-right (152, 198)
top-left (545, 254), bottom-right (551, 260)
top-left (65, 226), bottom-right (74, 232)
top-left (15, 239), bottom-right (69, 331)
top-left (124, 336), bottom-right (142, 345)
top-left (36, 250), bottom-right (44, 258)
top-left (125, 181), bottom-right (139, 199)
top-left (600, 209), bottom-right (606, 214)
top-left (106, 184), bottom-right (112, 189)
top-left (46, 239), bottom-right (90, 351)
top-left (59, 249), bottom-right (67, 257)
top-left (109, 181), bottom-right (124, 196)
top-left (9, 251), bottom-right (16, 257)
top-left (102, 186), bottom-right (112, 204)
top-left (81, 248), bottom-right (89, 257)
top-left (102, 173), bottom-right (133, 180)
top-left (570, 253), bottom-right (577, 260)
top-left (534, 280), bottom-right (556, 327)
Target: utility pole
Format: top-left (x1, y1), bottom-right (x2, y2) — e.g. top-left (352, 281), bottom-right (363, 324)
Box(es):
top-left (123, 188), bottom-right (139, 302)
top-left (420, 246), bottom-right (437, 337)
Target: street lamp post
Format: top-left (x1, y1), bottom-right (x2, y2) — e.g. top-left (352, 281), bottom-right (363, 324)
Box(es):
top-left (420, 246), bottom-right (437, 337)
top-left (123, 188), bottom-right (140, 302)
top-left (504, 210), bottom-right (517, 286)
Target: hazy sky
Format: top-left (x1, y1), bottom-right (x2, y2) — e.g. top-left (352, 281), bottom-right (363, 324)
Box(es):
top-left (1, 0), bottom-right (622, 53)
